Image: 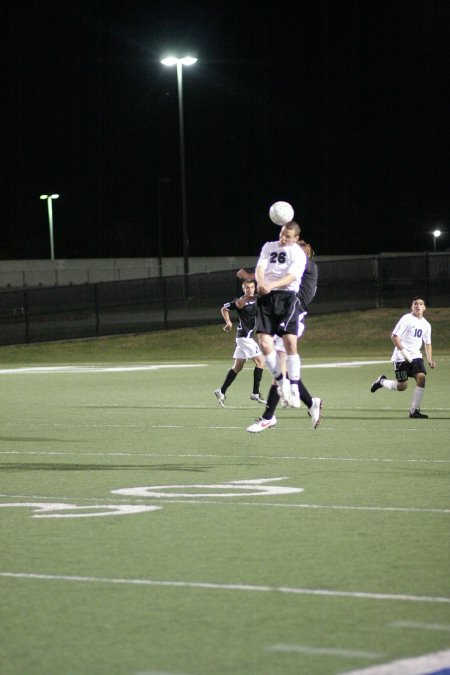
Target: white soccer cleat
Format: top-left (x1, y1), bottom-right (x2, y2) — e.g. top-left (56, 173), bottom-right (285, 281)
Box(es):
top-left (308, 397), bottom-right (323, 429)
top-left (214, 389), bottom-right (226, 408)
top-left (250, 393), bottom-right (267, 404)
top-left (246, 416), bottom-right (277, 433)
top-left (277, 378), bottom-right (292, 408)
top-left (290, 385), bottom-right (301, 409)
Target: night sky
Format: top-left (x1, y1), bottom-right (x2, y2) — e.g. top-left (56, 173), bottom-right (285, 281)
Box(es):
top-left (3, 0), bottom-right (450, 260)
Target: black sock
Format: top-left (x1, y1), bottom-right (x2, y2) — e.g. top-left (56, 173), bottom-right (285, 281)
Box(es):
top-left (299, 380), bottom-right (313, 408)
top-left (221, 369), bottom-right (237, 394)
top-left (253, 366), bottom-right (264, 394)
top-left (263, 384), bottom-right (280, 419)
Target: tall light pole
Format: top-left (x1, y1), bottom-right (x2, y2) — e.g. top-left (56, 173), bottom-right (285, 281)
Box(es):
top-left (40, 194), bottom-right (59, 260)
top-left (432, 229), bottom-right (441, 252)
top-left (160, 55), bottom-right (197, 281)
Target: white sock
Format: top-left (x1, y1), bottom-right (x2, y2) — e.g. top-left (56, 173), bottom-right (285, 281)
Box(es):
top-left (286, 353), bottom-right (301, 381)
top-left (264, 350), bottom-right (282, 380)
top-left (382, 379), bottom-right (398, 391)
top-left (411, 385), bottom-right (425, 411)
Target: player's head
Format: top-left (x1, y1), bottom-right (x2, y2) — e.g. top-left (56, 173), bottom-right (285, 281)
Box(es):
top-left (242, 279), bottom-right (256, 296)
top-left (299, 240), bottom-right (314, 258)
top-left (279, 221), bottom-right (300, 246)
top-left (411, 296), bottom-right (426, 315)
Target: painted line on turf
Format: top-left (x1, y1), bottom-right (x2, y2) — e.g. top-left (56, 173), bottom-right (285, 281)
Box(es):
top-left (1, 450), bottom-right (448, 465)
top-left (0, 495), bottom-right (448, 515)
top-left (389, 620), bottom-right (450, 632)
top-left (1, 572), bottom-right (449, 604)
top-left (0, 359), bottom-right (390, 376)
top-left (0, 364), bottom-right (207, 375)
top-left (338, 648), bottom-right (450, 674)
top-left (267, 644), bottom-right (382, 659)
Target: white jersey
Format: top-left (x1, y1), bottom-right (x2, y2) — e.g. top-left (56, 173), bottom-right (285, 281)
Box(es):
top-left (256, 240), bottom-right (306, 293)
top-left (391, 312), bottom-right (432, 362)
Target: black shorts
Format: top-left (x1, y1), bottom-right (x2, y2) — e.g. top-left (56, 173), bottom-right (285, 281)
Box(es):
top-left (394, 358), bottom-right (427, 383)
top-left (255, 291), bottom-right (300, 336)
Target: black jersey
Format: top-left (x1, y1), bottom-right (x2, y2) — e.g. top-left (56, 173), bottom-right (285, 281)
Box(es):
top-left (223, 297), bottom-right (257, 338)
top-left (297, 257), bottom-right (318, 311)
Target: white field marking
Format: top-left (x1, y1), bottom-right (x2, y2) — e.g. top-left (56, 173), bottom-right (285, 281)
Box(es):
top-left (1, 450), bottom-right (448, 466)
top-left (0, 358), bottom-right (389, 377)
top-left (339, 648), bottom-right (450, 675)
top-left (0, 502), bottom-right (160, 518)
top-left (111, 478), bottom-right (304, 498)
top-left (389, 620), bottom-right (450, 631)
top-left (0, 495), bottom-right (448, 515)
top-left (0, 364), bottom-right (207, 375)
top-left (4, 418), bottom-right (450, 434)
top-left (301, 359), bottom-right (391, 369)
top-left (0, 572), bottom-right (449, 604)
top-left (267, 644), bottom-right (382, 659)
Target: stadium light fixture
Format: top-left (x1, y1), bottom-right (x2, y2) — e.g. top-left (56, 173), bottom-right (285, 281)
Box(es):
top-left (160, 55), bottom-right (197, 282)
top-left (40, 194), bottom-right (59, 260)
top-left (432, 229), bottom-right (441, 252)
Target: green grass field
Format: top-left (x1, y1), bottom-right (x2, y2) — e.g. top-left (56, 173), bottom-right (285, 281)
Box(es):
top-left (1, 308), bottom-right (449, 675)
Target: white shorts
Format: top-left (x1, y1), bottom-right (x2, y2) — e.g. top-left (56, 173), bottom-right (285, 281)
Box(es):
top-left (233, 337), bottom-right (261, 360)
top-left (274, 321), bottom-right (305, 353)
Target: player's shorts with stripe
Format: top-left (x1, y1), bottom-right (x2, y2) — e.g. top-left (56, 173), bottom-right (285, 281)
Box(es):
top-left (233, 337), bottom-right (262, 360)
top-left (274, 322), bottom-right (305, 352)
top-left (394, 358), bottom-right (427, 383)
top-left (256, 291), bottom-right (300, 337)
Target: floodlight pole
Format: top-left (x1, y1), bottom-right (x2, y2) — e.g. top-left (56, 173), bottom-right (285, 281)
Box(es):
top-left (161, 56), bottom-right (197, 288)
top-left (40, 194), bottom-right (59, 260)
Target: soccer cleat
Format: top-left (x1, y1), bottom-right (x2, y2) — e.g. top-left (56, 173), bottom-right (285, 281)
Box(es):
top-left (278, 378), bottom-right (292, 408)
top-left (370, 375), bottom-right (386, 393)
top-left (308, 397), bottom-right (323, 428)
top-left (214, 389), bottom-right (226, 407)
top-left (409, 409), bottom-right (428, 419)
top-left (246, 416), bottom-right (277, 433)
top-left (290, 386), bottom-right (301, 409)
top-left (250, 393), bottom-right (267, 404)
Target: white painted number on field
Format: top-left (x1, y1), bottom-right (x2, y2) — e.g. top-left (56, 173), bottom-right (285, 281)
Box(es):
top-left (0, 478), bottom-right (301, 520)
top-left (111, 477), bottom-right (303, 498)
top-left (0, 503), bottom-right (160, 518)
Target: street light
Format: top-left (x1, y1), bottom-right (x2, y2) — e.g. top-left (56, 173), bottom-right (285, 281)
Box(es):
top-left (432, 229), bottom-right (441, 252)
top-left (40, 194), bottom-right (59, 260)
top-left (160, 55), bottom-right (197, 280)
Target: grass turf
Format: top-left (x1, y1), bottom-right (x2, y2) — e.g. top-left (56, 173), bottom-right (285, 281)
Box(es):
top-left (0, 309), bottom-right (449, 675)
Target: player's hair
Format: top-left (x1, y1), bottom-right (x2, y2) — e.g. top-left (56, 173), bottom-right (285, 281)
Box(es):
top-left (299, 240), bottom-right (315, 258)
top-left (283, 221), bottom-right (301, 237)
top-left (411, 295), bottom-right (426, 304)
top-left (242, 279), bottom-right (256, 287)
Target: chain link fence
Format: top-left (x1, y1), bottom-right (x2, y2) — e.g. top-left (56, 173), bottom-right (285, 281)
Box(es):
top-left (1, 253), bottom-right (448, 345)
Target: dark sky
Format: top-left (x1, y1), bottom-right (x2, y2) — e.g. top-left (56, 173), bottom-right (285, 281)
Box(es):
top-left (3, 0), bottom-right (450, 260)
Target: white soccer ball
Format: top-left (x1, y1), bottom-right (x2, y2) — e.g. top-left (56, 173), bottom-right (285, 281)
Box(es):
top-left (269, 201), bottom-right (294, 226)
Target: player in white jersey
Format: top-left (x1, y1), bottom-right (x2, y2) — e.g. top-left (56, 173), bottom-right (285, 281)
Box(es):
top-left (247, 222), bottom-right (307, 432)
top-left (370, 297), bottom-right (436, 418)
top-left (237, 240), bottom-right (322, 428)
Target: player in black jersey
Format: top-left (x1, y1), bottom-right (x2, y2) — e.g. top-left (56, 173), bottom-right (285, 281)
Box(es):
top-left (214, 279), bottom-right (266, 407)
top-left (237, 240), bottom-right (322, 428)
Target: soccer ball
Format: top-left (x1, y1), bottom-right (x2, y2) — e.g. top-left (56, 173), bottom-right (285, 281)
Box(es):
top-left (269, 201), bottom-right (294, 226)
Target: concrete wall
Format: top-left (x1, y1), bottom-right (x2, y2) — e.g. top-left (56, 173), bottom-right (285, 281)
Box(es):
top-left (0, 257), bottom-right (258, 288)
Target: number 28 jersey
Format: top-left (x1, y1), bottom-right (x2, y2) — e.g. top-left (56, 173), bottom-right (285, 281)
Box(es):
top-left (256, 240), bottom-right (306, 293)
top-left (391, 312), bottom-right (432, 362)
